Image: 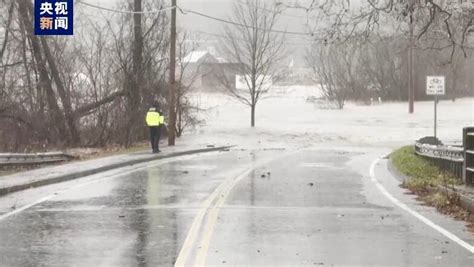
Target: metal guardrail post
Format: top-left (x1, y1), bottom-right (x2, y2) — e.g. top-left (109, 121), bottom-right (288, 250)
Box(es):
top-left (464, 127), bottom-right (474, 185)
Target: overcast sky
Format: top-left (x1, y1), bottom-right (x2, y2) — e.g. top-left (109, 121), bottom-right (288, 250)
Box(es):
top-left (87, 1), bottom-right (314, 36)
top-left (81, 1), bottom-right (327, 67)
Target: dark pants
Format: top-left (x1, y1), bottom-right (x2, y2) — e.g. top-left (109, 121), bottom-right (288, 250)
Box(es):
top-left (149, 126), bottom-right (161, 152)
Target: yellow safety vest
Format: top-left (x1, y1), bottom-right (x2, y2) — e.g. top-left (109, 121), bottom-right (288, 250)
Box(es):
top-left (146, 110), bottom-right (162, 127)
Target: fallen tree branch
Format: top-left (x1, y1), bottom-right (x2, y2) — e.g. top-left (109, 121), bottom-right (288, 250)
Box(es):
top-left (73, 90), bottom-right (126, 119)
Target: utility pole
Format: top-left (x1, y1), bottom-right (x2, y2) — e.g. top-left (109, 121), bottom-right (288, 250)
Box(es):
top-left (408, 0), bottom-right (415, 114)
top-left (128, 0), bottom-right (143, 147)
top-left (168, 0), bottom-right (177, 146)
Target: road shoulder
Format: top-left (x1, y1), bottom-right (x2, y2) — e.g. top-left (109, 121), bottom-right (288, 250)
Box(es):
top-left (0, 145), bottom-right (231, 197)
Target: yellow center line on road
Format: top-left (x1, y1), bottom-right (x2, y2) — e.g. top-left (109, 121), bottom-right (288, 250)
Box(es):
top-left (174, 164), bottom-right (258, 266)
top-left (193, 167), bottom-right (254, 266)
top-left (174, 152), bottom-right (295, 267)
top-left (173, 176), bottom-right (231, 267)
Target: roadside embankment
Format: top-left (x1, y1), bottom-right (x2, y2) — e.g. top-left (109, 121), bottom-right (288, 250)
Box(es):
top-left (0, 145), bottom-right (231, 197)
top-left (390, 146), bottom-right (474, 231)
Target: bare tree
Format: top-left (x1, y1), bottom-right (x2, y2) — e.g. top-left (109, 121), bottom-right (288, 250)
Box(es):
top-left (218, 0), bottom-right (286, 127)
top-left (0, 0), bottom-right (170, 151)
top-left (307, 41), bottom-right (359, 109)
top-left (357, 35), bottom-right (408, 101)
top-left (17, 0), bottom-right (68, 142)
top-left (175, 33), bottom-right (204, 137)
top-left (298, 0), bottom-right (474, 107)
top-left (101, 0), bottom-right (170, 146)
top-left (287, 0), bottom-right (474, 59)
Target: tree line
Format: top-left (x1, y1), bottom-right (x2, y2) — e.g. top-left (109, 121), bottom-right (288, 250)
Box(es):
top-left (303, 0), bottom-right (474, 108)
top-left (1, 0), bottom-right (473, 149)
top-left (0, 0), bottom-right (202, 151)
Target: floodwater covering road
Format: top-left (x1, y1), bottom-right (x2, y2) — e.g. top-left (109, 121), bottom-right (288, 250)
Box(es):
top-left (0, 148), bottom-right (473, 266)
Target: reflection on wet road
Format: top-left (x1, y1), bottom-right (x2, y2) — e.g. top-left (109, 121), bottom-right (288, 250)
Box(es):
top-left (0, 149), bottom-right (473, 266)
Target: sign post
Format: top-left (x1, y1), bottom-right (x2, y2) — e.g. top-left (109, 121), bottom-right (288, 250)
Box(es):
top-left (426, 76), bottom-right (445, 140)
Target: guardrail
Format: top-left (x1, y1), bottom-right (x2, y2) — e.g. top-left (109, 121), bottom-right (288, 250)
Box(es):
top-left (414, 142), bottom-right (464, 179)
top-left (0, 152), bottom-right (75, 166)
top-left (463, 127), bottom-right (474, 185)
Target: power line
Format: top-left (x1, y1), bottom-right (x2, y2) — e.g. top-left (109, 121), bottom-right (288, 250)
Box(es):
top-left (77, 2), bottom-right (312, 37)
top-left (178, 7), bottom-right (312, 37)
top-left (190, 29), bottom-right (314, 46)
top-left (235, 0), bottom-right (310, 20)
top-left (78, 1), bottom-right (175, 14)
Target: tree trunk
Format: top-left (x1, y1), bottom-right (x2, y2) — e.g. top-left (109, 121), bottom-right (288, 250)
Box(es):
top-left (40, 37), bottom-right (80, 145)
top-left (74, 90), bottom-right (125, 119)
top-left (20, 29), bottom-right (35, 113)
top-left (0, 1), bottom-right (14, 62)
top-left (176, 93), bottom-right (182, 138)
top-left (451, 73), bottom-right (457, 102)
top-left (18, 0), bottom-right (67, 143)
top-left (250, 104), bottom-right (255, 127)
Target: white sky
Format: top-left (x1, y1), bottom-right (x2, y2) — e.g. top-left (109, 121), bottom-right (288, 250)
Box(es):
top-left (80, 0), bottom-right (319, 66)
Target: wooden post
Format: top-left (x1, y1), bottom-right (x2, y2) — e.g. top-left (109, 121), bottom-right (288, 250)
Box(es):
top-left (168, 0), bottom-right (177, 146)
top-left (408, 0), bottom-right (415, 114)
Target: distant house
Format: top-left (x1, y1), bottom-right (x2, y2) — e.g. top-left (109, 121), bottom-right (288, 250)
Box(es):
top-left (180, 49), bottom-right (240, 92)
top-left (182, 51), bottom-right (219, 66)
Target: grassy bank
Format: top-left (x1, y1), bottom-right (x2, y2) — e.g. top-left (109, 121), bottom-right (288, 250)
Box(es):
top-left (391, 146), bottom-right (460, 192)
top-left (391, 146), bottom-right (472, 231)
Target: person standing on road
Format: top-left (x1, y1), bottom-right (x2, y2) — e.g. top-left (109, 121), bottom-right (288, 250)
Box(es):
top-left (145, 103), bottom-right (165, 153)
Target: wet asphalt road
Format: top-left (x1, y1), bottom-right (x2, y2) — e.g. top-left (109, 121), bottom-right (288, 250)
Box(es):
top-left (0, 149), bottom-right (473, 266)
